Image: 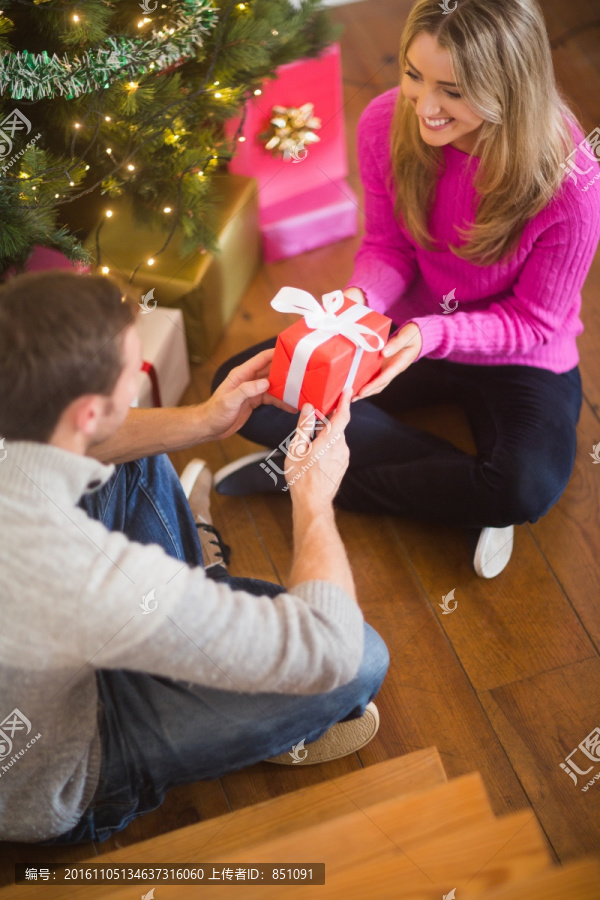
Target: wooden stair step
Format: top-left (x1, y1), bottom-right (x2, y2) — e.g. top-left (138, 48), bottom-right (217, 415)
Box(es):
top-left (206, 808), bottom-right (550, 899)
top-left (0, 750), bottom-right (447, 900)
top-left (68, 806), bottom-right (547, 900)
top-left (464, 857), bottom-right (600, 900)
top-left (53, 772), bottom-right (496, 900)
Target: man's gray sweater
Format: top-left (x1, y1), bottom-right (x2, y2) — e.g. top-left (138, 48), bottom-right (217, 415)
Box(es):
top-left (0, 441), bottom-right (364, 842)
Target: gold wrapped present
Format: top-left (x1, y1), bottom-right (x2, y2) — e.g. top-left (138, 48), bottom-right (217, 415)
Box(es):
top-left (83, 174), bottom-right (260, 362)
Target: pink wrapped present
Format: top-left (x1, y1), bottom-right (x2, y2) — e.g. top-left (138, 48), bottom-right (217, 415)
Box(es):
top-left (226, 44), bottom-right (349, 209)
top-left (2, 245), bottom-right (90, 280)
top-left (261, 179), bottom-right (358, 263)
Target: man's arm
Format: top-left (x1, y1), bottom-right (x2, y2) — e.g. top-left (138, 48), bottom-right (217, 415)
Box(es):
top-left (88, 405), bottom-right (212, 465)
top-left (88, 348), bottom-right (291, 465)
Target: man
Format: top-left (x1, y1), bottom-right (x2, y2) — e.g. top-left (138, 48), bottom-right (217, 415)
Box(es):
top-left (0, 271), bottom-right (389, 845)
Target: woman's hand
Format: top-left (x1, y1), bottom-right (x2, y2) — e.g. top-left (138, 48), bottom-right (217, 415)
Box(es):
top-left (353, 321), bottom-right (422, 400)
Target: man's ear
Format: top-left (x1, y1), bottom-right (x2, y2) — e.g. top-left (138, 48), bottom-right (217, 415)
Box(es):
top-left (67, 394), bottom-right (105, 438)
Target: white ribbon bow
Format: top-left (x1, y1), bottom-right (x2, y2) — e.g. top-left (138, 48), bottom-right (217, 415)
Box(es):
top-left (270, 287), bottom-right (384, 409)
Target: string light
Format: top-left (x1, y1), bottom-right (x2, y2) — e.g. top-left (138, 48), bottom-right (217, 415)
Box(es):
top-left (127, 164), bottom-right (135, 171)
top-left (54, 193), bottom-right (59, 198)
top-left (238, 136), bottom-right (246, 142)
top-left (214, 92), bottom-right (222, 99)
top-left (237, 3), bottom-right (247, 8)
top-left (128, 81), bottom-right (139, 91)
top-left (105, 116), bottom-right (111, 122)
top-left (85, 165), bottom-right (90, 170)
top-left (105, 209), bottom-right (113, 218)
top-left (106, 147), bottom-right (112, 154)
top-left (69, 180), bottom-right (74, 186)
top-left (101, 266), bottom-right (110, 274)
top-left (74, 122), bottom-right (81, 129)
top-left (147, 258), bottom-right (155, 266)
top-left (254, 89), bottom-right (262, 95)
top-left (163, 206), bottom-right (172, 213)
top-left (72, 13), bottom-right (80, 22)
top-left (197, 170), bottom-right (204, 177)
top-left (272, 29), bottom-right (279, 35)
top-left (214, 80), bottom-right (220, 86)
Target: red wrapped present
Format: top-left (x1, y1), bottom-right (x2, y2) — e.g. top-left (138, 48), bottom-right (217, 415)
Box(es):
top-left (267, 287), bottom-right (392, 415)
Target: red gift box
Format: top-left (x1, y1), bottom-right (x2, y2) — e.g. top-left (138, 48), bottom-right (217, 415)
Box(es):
top-left (267, 288), bottom-right (392, 415)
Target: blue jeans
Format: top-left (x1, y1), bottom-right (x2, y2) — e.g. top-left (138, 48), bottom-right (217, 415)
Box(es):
top-left (213, 339), bottom-right (583, 529)
top-left (37, 454), bottom-right (389, 845)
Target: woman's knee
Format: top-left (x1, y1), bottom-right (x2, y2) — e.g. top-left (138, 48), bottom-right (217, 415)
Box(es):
top-left (212, 337), bottom-right (277, 394)
top-left (492, 454), bottom-right (574, 524)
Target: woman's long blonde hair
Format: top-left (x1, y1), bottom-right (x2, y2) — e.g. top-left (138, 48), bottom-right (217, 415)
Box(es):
top-left (392, 0), bottom-right (577, 264)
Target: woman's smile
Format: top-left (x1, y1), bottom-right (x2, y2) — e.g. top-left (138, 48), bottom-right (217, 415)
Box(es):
top-left (420, 115), bottom-right (455, 130)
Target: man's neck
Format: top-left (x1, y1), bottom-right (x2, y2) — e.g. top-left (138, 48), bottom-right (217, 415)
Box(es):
top-left (48, 426), bottom-right (88, 456)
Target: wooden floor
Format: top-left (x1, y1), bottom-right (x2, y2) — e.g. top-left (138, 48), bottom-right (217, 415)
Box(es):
top-left (2, 0), bottom-right (600, 884)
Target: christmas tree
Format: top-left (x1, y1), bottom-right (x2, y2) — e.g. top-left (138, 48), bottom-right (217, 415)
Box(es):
top-left (0, 0), bottom-right (339, 275)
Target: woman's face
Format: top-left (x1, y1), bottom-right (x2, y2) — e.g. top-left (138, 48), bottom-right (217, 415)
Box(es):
top-left (401, 32), bottom-right (484, 154)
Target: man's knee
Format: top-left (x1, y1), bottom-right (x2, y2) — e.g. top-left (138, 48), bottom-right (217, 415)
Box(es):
top-left (356, 624), bottom-right (390, 690)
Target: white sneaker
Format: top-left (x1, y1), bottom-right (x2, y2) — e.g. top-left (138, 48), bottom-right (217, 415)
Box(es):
top-left (179, 459), bottom-right (231, 570)
top-left (472, 525), bottom-right (514, 578)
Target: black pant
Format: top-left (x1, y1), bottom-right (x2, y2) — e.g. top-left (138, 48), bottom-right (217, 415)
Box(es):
top-left (213, 338), bottom-right (582, 529)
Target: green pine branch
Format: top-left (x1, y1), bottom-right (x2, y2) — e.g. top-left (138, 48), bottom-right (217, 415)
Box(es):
top-left (0, 0), bottom-right (341, 275)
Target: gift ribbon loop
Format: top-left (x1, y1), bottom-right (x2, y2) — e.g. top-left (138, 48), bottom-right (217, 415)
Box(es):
top-left (271, 287), bottom-right (384, 352)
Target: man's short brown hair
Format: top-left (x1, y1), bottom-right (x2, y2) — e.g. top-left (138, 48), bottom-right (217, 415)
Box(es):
top-left (0, 271), bottom-right (136, 442)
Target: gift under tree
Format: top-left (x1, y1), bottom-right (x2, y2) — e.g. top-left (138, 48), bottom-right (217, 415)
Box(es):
top-left (0, 0), bottom-right (339, 275)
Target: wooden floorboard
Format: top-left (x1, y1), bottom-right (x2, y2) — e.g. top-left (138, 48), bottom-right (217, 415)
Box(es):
top-left (2, 0), bottom-right (600, 885)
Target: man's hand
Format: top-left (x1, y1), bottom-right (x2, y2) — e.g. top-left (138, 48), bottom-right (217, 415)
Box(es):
top-left (201, 348), bottom-right (296, 441)
top-left (285, 389), bottom-right (352, 505)
top-left (352, 322), bottom-right (422, 400)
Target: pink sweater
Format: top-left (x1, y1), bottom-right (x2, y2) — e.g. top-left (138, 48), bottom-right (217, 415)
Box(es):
top-left (346, 88), bottom-right (600, 372)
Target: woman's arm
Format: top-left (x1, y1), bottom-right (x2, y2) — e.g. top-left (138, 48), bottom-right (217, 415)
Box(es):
top-left (404, 205), bottom-right (600, 362)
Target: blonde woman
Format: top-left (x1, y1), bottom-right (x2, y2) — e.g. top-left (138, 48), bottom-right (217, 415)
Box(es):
top-left (212, 0), bottom-right (600, 578)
